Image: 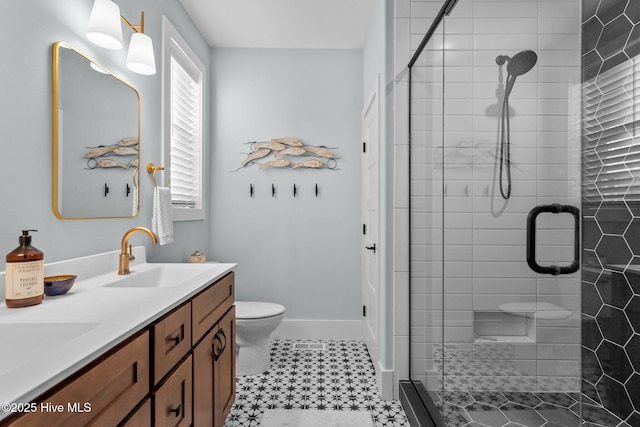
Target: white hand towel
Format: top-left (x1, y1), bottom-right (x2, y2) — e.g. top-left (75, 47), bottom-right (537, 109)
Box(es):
top-left (152, 186), bottom-right (174, 245)
top-left (131, 184), bottom-right (139, 216)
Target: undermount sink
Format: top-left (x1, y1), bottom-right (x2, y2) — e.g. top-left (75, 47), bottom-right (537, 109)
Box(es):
top-left (0, 322), bottom-right (98, 376)
top-left (104, 263), bottom-right (216, 288)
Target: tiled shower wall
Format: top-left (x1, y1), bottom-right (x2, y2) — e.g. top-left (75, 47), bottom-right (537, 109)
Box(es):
top-left (581, 0), bottom-right (640, 424)
top-left (397, 0), bottom-right (582, 393)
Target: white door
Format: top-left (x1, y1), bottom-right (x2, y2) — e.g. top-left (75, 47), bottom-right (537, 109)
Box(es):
top-left (362, 77), bottom-right (380, 364)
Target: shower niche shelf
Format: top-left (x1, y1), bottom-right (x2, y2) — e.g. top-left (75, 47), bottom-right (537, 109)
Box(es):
top-left (473, 311), bottom-right (536, 343)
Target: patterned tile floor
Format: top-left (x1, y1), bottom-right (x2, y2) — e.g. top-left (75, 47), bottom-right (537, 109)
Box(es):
top-left (223, 340), bottom-right (409, 426)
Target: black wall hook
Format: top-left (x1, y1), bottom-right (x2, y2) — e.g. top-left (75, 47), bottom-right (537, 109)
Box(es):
top-left (250, 184), bottom-right (254, 198)
top-left (293, 184), bottom-right (297, 197)
top-left (272, 184), bottom-right (276, 197)
top-left (315, 184), bottom-right (319, 197)
top-left (126, 183), bottom-right (131, 197)
top-left (104, 183), bottom-right (109, 197)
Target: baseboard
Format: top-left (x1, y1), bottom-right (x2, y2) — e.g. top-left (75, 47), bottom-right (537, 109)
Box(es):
top-left (378, 361), bottom-right (394, 400)
top-left (270, 319), bottom-right (363, 341)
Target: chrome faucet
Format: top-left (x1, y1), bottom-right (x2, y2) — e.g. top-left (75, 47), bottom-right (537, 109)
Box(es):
top-left (118, 227), bottom-right (158, 275)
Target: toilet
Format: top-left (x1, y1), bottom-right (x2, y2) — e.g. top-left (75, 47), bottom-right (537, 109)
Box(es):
top-left (235, 301), bottom-right (285, 375)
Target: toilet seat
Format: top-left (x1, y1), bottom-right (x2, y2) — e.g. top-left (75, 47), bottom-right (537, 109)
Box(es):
top-left (236, 301), bottom-right (285, 320)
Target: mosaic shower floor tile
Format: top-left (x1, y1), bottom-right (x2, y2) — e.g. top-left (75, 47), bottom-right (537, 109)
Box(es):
top-left (434, 389), bottom-right (630, 426)
top-left (224, 340), bottom-right (409, 427)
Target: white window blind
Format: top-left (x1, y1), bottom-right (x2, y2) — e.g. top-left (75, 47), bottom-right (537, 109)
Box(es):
top-left (162, 17), bottom-right (206, 221)
top-left (582, 58), bottom-right (640, 202)
top-left (170, 57), bottom-right (200, 208)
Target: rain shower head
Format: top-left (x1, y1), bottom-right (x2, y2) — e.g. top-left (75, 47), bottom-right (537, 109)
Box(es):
top-left (496, 50), bottom-right (538, 76)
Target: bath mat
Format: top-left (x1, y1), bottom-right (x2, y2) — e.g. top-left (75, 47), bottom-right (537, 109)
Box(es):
top-left (260, 409), bottom-right (374, 427)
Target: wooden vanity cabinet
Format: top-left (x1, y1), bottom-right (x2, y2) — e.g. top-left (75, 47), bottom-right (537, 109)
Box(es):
top-left (157, 270), bottom-right (235, 427)
top-left (1, 272), bottom-right (235, 427)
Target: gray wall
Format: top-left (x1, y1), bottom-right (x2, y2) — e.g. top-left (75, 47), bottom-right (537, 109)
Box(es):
top-left (209, 48), bottom-right (363, 320)
top-left (1, 1), bottom-right (376, 326)
top-left (0, 0), bottom-right (210, 263)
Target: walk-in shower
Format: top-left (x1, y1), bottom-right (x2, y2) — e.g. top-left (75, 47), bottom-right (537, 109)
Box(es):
top-left (399, 0), bottom-right (640, 426)
top-left (496, 50), bottom-right (537, 199)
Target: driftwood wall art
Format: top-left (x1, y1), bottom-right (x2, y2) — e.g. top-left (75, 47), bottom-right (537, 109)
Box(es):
top-left (234, 138), bottom-right (339, 171)
top-left (84, 137), bottom-right (139, 170)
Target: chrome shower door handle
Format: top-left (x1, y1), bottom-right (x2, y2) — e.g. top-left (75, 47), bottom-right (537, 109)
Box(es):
top-left (526, 204), bottom-right (580, 275)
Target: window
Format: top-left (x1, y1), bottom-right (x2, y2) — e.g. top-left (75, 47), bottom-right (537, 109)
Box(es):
top-left (162, 17), bottom-right (206, 221)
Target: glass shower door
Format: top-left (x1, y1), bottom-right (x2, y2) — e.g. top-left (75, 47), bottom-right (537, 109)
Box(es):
top-left (407, 0), bottom-right (640, 425)
top-left (440, 0), bottom-right (582, 425)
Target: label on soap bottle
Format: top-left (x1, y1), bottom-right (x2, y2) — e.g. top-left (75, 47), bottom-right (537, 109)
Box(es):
top-left (5, 260), bottom-right (44, 300)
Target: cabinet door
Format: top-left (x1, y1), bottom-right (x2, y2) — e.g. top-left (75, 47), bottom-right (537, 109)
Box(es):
top-left (214, 306), bottom-right (236, 427)
top-left (193, 306), bottom-right (236, 427)
top-left (193, 326), bottom-right (215, 427)
top-left (153, 355), bottom-right (192, 427)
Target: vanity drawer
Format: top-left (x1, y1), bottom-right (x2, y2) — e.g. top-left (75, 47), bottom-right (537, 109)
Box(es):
top-left (6, 331), bottom-right (149, 427)
top-left (152, 303), bottom-right (192, 386)
top-left (152, 355), bottom-right (193, 427)
top-left (192, 272), bottom-right (234, 345)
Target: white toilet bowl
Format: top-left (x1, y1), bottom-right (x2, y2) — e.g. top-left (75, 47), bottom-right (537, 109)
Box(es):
top-left (235, 301), bottom-right (285, 376)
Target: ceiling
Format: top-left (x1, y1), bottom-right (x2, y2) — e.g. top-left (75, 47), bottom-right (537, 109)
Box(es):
top-left (178, 0), bottom-right (374, 49)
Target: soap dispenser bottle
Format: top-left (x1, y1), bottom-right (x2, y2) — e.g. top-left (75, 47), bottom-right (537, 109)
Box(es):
top-left (5, 230), bottom-right (44, 308)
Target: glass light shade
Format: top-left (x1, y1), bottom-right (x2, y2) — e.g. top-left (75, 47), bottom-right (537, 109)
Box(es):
top-left (126, 33), bottom-right (156, 75)
top-left (86, 0), bottom-right (123, 50)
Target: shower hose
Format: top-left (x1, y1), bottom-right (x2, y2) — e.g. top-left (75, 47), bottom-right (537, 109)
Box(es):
top-left (499, 74), bottom-right (516, 200)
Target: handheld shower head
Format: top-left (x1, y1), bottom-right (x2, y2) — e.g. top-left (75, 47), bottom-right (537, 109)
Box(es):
top-left (507, 50), bottom-right (537, 76)
top-left (496, 50), bottom-right (538, 76)
top-left (494, 49), bottom-right (537, 200)
top-left (496, 50), bottom-right (538, 98)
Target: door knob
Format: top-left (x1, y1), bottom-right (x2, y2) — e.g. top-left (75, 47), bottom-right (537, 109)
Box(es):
top-left (365, 243), bottom-right (376, 253)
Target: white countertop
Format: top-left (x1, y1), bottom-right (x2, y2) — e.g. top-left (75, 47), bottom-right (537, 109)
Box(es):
top-left (0, 247), bottom-right (235, 420)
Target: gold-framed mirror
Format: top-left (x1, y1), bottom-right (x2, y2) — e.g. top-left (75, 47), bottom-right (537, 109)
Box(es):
top-left (52, 41), bottom-right (140, 219)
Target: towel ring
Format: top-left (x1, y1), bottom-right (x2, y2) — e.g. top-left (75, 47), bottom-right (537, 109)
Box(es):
top-left (147, 163), bottom-right (165, 188)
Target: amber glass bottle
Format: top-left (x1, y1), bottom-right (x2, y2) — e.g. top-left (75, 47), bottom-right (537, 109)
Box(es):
top-left (5, 230), bottom-right (44, 308)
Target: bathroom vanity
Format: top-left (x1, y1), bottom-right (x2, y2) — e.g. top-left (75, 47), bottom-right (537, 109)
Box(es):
top-left (0, 248), bottom-right (236, 427)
